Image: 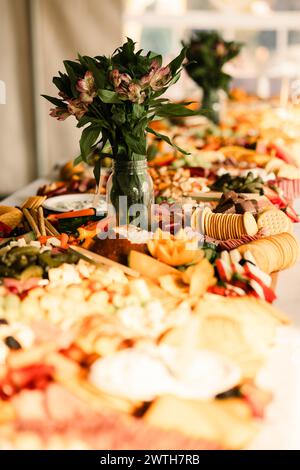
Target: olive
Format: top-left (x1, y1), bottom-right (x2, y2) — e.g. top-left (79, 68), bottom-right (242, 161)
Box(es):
top-left (4, 336), bottom-right (22, 350)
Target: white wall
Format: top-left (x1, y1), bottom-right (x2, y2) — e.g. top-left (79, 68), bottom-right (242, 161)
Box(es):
top-left (0, 0), bottom-right (123, 194)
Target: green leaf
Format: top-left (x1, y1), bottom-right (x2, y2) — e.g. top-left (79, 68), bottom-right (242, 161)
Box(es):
top-left (100, 130), bottom-right (110, 153)
top-left (167, 47), bottom-right (187, 75)
top-left (98, 89), bottom-right (122, 104)
top-left (150, 98), bottom-right (169, 104)
top-left (146, 127), bottom-right (190, 155)
top-left (93, 158), bottom-right (101, 185)
top-left (124, 132), bottom-right (146, 155)
top-left (117, 37), bottom-right (136, 62)
top-left (147, 51), bottom-right (162, 66)
top-left (76, 116), bottom-right (94, 128)
top-left (79, 124), bottom-right (101, 161)
top-left (76, 116), bottom-right (107, 129)
top-left (133, 116), bottom-right (150, 136)
top-left (112, 105), bottom-right (126, 125)
top-left (116, 141), bottom-right (127, 159)
top-left (147, 144), bottom-right (158, 161)
top-left (155, 102), bottom-right (197, 118)
top-left (74, 155), bottom-right (83, 166)
top-left (53, 74), bottom-right (72, 97)
top-left (63, 60), bottom-right (79, 96)
top-left (63, 60), bottom-right (85, 75)
top-left (167, 70), bottom-right (181, 87)
top-left (151, 87), bottom-right (169, 99)
top-left (132, 103), bottom-right (144, 120)
top-left (41, 95), bottom-right (66, 107)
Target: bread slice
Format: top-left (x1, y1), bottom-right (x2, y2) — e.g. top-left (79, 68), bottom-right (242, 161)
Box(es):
top-left (144, 395), bottom-right (258, 449)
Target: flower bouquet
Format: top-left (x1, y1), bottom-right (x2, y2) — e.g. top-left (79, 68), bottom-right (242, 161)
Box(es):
top-left (183, 31), bottom-right (242, 124)
top-left (43, 39), bottom-right (195, 225)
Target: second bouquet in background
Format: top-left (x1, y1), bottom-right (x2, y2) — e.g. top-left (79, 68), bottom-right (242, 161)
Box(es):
top-left (184, 31), bottom-right (242, 124)
top-left (43, 39), bottom-right (195, 226)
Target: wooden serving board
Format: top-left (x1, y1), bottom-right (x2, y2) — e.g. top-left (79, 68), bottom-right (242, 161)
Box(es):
top-left (184, 191), bottom-right (264, 202)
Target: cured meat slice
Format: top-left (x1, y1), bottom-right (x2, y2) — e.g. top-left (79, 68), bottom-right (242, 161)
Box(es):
top-left (12, 390), bottom-right (47, 422)
top-left (45, 383), bottom-right (95, 424)
top-left (5, 385), bottom-right (221, 450)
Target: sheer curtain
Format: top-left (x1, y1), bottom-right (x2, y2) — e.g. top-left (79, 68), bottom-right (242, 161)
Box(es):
top-left (0, 0), bottom-right (123, 194)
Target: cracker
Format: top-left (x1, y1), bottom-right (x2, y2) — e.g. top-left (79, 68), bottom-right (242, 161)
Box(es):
top-left (201, 207), bottom-right (211, 235)
top-left (257, 209), bottom-right (290, 236)
top-left (243, 212), bottom-right (258, 237)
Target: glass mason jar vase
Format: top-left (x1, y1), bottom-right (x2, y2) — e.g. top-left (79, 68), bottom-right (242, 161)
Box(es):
top-left (106, 158), bottom-right (154, 229)
top-left (200, 88), bottom-right (221, 125)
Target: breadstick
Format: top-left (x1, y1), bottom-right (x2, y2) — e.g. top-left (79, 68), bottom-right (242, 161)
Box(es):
top-left (22, 208), bottom-right (41, 238)
top-left (32, 196), bottom-right (46, 210)
top-left (21, 196), bottom-right (34, 209)
top-left (30, 209), bottom-right (39, 226)
top-left (38, 206), bottom-right (47, 236)
top-left (45, 218), bottom-right (60, 236)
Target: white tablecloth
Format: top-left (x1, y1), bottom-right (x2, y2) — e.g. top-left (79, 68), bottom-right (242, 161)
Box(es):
top-left (275, 199), bottom-right (300, 325)
top-left (2, 179), bottom-right (50, 208)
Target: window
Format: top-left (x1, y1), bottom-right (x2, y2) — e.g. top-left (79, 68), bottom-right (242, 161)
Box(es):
top-left (123, 0), bottom-right (300, 95)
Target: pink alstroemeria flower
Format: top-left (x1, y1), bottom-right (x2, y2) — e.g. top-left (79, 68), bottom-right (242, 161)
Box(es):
top-left (127, 82), bottom-right (146, 104)
top-left (140, 59), bottom-right (160, 89)
top-left (110, 70), bottom-right (132, 97)
top-left (49, 107), bottom-right (70, 121)
top-left (115, 75), bottom-right (132, 98)
top-left (67, 99), bottom-right (88, 120)
top-left (149, 65), bottom-right (171, 91)
top-left (58, 91), bottom-right (69, 100)
top-left (150, 59), bottom-right (161, 71)
top-left (110, 68), bottom-right (146, 103)
top-left (76, 71), bottom-right (97, 104)
top-left (110, 69), bottom-right (121, 88)
top-left (110, 70), bottom-right (131, 87)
